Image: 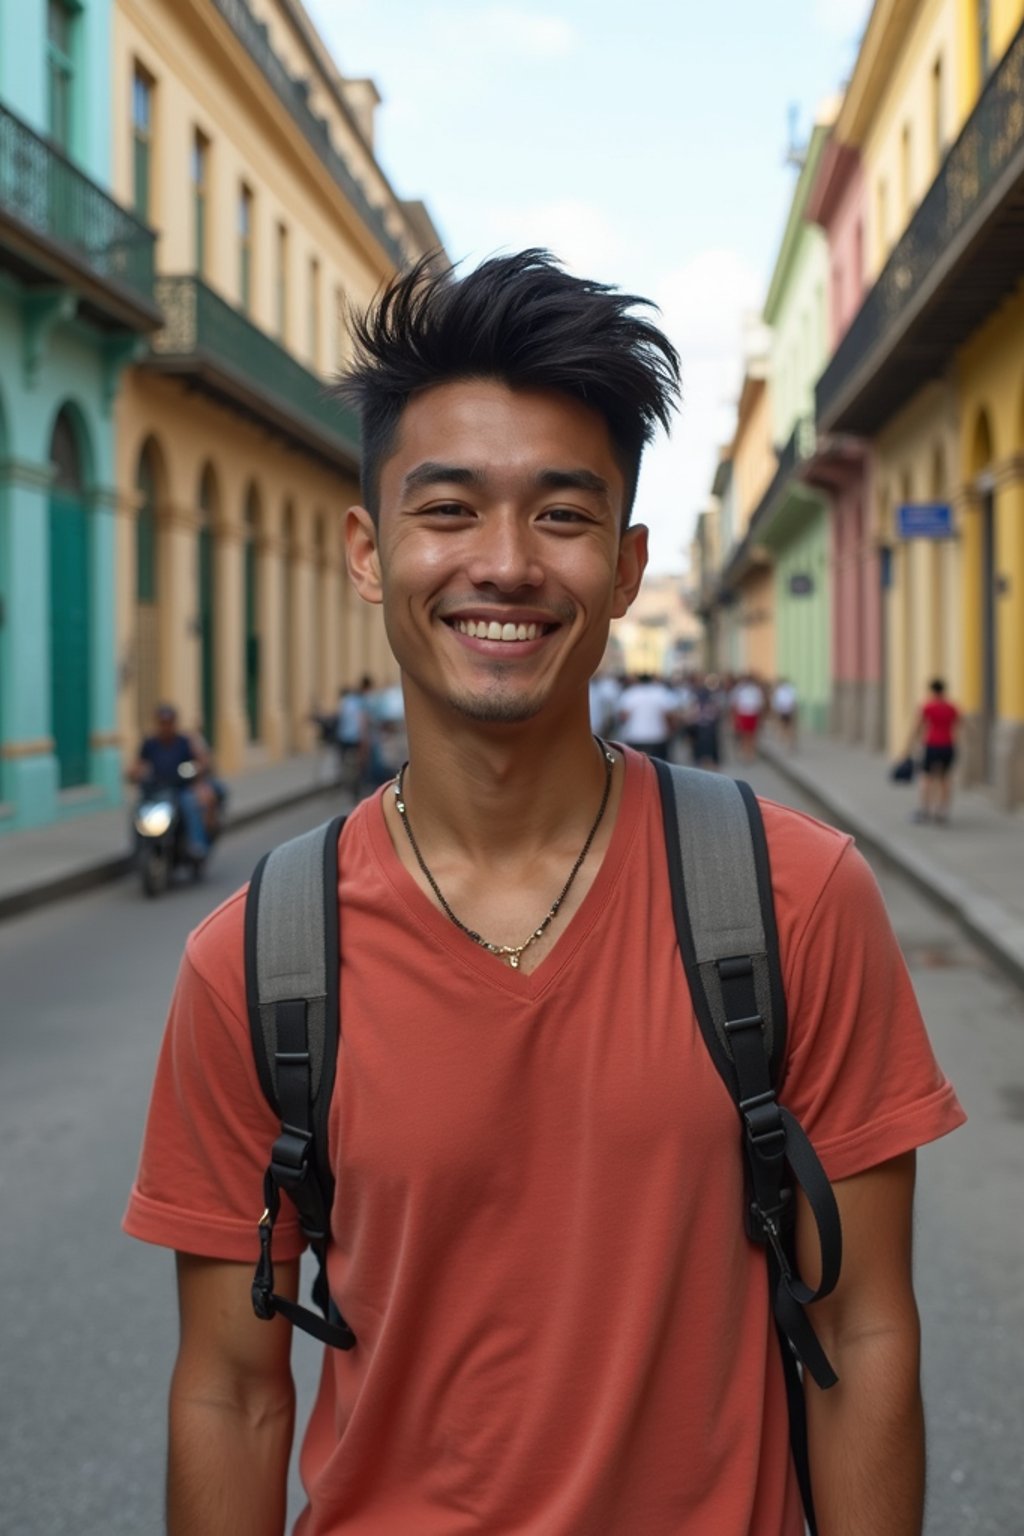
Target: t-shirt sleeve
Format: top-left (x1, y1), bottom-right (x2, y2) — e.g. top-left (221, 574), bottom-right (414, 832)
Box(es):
top-left (123, 907), bottom-right (306, 1263)
top-left (779, 841), bottom-right (965, 1184)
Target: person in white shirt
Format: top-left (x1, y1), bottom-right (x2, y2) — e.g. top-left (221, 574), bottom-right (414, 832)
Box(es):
top-left (731, 676), bottom-right (765, 763)
top-left (771, 678), bottom-right (798, 751)
top-left (616, 673), bottom-right (680, 758)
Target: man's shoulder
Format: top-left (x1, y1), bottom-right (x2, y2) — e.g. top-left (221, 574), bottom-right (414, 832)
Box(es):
top-left (756, 795), bottom-right (854, 928)
top-left (184, 884), bottom-right (249, 1006)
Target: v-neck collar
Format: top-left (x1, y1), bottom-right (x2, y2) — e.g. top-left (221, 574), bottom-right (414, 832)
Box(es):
top-left (363, 747), bottom-right (647, 1001)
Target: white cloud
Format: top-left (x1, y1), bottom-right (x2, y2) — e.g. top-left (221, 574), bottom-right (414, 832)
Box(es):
top-left (430, 4), bottom-right (577, 62)
top-left (465, 198), bottom-right (626, 280)
top-left (809, 0), bottom-right (870, 42)
top-left (633, 249), bottom-right (763, 574)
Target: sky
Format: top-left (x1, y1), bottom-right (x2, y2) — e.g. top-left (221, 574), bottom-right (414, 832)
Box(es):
top-left (305, 0), bottom-right (873, 574)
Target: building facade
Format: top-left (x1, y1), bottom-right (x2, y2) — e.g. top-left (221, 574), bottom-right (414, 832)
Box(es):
top-left (0, 0), bottom-right (160, 831)
top-left (111, 0), bottom-right (442, 779)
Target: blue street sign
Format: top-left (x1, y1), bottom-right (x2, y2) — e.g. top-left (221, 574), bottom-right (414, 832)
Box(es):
top-left (897, 502), bottom-right (953, 539)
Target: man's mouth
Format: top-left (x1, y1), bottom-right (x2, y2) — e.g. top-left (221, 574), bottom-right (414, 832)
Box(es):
top-left (448, 618), bottom-right (555, 643)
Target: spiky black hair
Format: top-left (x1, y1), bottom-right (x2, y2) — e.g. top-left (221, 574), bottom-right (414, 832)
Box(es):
top-left (334, 249), bottom-right (681, 523)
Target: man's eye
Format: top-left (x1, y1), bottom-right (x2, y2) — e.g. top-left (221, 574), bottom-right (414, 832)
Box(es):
top-left (424, 502), bottom-right (472, 517)
top-left (541, 507), bottom-right (588, 524)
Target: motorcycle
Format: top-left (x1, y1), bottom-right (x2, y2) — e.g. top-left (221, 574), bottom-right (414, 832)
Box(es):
top-left (134, 761), bottom-right (222, 897)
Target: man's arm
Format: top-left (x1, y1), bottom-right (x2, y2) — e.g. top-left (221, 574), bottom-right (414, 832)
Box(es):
top-left (799, 1150), bottom-right (924, 1536)
top-left (168, 1252), bottom-right (299, 1536)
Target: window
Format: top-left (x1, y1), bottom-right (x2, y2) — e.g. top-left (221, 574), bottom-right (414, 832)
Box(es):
top-left (47, 0), bottom-right (75, 153)
top-left (900, 123), bottom-right (912, 222)
top-left (239, 184), bottom-right (253, 313)
top-left (334, 284), bottom-right (347, 369)
top-left (308, 257), bottom-right (320, 368)
top-left (132, 65), bottom-right (153, 220)
top-left (978, 0), bottom-right (992, 83)
top-left (275, 222), bottom-right (288, 341)
top-left (931, 56), bottom-right (945, 170)
top-left (192, 131), bottom-right (209, 277)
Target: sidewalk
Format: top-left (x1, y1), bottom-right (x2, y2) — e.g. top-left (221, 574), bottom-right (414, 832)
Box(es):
top-left (758, 731), bottom-right (1024, 993)
top-left (0, 750), bottom-right (345, 921)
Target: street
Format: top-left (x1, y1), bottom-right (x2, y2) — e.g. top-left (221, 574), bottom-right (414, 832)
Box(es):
top-left (1, 759), bottom-right (1021, 1536)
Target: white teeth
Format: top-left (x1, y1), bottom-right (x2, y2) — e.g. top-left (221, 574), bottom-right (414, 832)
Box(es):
top-left (453, 619), bottom-right (543, 641)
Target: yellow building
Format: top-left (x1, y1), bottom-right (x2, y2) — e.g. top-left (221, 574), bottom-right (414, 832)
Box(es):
top-left (816, 0), bottom-right (1024, 803)
top-left (111, 0), bottom-right (442, 774)
top-left (718, 344), bottom-right (778, 680)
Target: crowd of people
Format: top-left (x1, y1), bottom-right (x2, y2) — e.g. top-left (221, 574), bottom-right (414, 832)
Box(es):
top-left (314, 675), bottom-right (409, 796)
top-left (591, 668), bottom-right (800, 769)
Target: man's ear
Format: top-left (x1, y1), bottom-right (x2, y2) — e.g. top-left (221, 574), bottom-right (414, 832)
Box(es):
top-left (611, 523), bottom-right (648, 619)
top-left (345, 506), bottom-right (383, 605)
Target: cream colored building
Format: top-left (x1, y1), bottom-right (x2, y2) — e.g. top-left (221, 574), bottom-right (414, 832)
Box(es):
top-left (611, 573), bottom-right (701, 677)
top-left (111, 0), bottom-right (442, 774)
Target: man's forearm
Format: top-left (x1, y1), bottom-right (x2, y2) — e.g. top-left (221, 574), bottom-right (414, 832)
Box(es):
top-left (806, 1327), bottom-right (925, 1536)
top-left (168, 1371), bottom-right (296, 1536)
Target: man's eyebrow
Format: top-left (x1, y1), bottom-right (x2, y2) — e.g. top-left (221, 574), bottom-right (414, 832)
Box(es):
top-left (401, 462), bottom-right (485, 495)
top-left (536, 468), bottom-right (611, 499)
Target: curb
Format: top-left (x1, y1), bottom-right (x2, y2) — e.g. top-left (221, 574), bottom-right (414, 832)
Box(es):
top-left (759, 742), bottom-right (1024, 995)
top-left (0, 777), bottom-right (342, 924)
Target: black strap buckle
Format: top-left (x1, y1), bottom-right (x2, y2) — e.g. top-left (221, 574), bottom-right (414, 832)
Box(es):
top-left (270, 1122), bottom-right (313, 1185)
top-left (738, 1087), bottom-right (786, 1152)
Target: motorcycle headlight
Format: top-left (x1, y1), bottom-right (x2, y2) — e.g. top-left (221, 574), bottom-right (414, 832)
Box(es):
top-left (136, 802), bottom-right (174, 837)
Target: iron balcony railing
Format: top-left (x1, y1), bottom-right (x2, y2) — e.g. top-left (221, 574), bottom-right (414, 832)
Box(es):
top-left (212, 0), bottom-right (407, 269)
top-left (149, 275), bottom-right (360, 468)
top-left (716, 420), bottom-right (818, 594)
top-left (0, 100), bottom-right (155, 303)
top-left (817, 17), bottom-right (1024, 431)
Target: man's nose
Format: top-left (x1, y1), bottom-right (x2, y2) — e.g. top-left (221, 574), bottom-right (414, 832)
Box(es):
top-left (464, 511), bottom-right (544, 590)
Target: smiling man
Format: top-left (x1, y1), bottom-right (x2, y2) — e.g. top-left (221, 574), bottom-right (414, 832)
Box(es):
top-left (125, 251), bottom-right (963, 1535)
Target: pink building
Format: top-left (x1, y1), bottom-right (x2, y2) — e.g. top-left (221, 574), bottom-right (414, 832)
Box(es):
top-left (806, 139), bottom-right (885, 748)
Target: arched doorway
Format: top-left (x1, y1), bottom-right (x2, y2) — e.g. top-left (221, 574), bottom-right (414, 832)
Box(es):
top-left (312, 512), bottom-right (326, 709)
top-left (972, 412), bottom-right (996, 779)
top-left (243, 483), bottom-right (262, 742)
top-left (197, 463), bottom-right (218, 746)
top-left (135, 438), bottom-right (164, 730)
top-left (48, 407), bottom-right (92, 789)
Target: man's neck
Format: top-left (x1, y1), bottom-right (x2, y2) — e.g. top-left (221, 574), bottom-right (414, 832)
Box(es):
top-left (395, 702), bottom-right (611, 865)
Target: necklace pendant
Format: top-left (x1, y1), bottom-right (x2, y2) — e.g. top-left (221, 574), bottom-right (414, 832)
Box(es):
top-left (509, 951), bottom-right (521, 969)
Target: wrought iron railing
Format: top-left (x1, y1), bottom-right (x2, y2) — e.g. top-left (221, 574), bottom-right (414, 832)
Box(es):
top-left (212, 0), bottom-right (407, 268)
top-left (0, 101), bottom-right (155, 300)
top-left (817, 17), bottom-right (1024, 426)
top-left (718, 423), bottom-right (807, 588)
top-left (151, 275), bottom-right (360, 460)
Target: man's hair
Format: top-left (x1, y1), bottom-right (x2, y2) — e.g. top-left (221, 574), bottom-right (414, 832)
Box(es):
top-left (334, 249), bottom-right (681, 523)
top-left (929, 678), bottom-right (946, 694)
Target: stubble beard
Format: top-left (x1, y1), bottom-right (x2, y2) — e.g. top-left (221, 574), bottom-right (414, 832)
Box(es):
top-left (446, 666), bottom-right (548, 724)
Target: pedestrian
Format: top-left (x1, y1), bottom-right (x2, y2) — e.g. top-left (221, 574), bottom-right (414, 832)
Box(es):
top-left (616, 671), bottom-right (680, 758)
top-left (910, 678), bottom-right (960, 825)
top-left (124, 250), bottom-right (963, 1536)
top-left (334, 676), bottom-right (373, 794)
top-left (690, 674), bottom-right (724, 769)
top-left (731, 672), bottom-right (766, 762)
top-left (771, 676), bottom-right (799, 751)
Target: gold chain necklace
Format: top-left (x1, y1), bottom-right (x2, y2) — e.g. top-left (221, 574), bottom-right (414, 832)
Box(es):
top-left (393, 741), bottom-right (616, 969)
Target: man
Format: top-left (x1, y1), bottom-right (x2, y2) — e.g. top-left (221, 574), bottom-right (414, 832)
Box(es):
top-left (615, 671), bottom-right (681, 758)
top-left (772, 676), bottom-right (799, 751)
top-left (128, 703), bottom-right (212, 860)
top-left (125, 252), bottom-right (963, 1535)
top-left (731, 672), bottom-right (766, 763)
top-left (911, 678), bottom-right (960, 825)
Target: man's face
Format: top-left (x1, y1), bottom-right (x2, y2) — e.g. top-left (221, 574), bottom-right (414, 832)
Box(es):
top-left (155, 712), bottom-right (177, 742)
top-left (346, 380), bottom-right (647, 728)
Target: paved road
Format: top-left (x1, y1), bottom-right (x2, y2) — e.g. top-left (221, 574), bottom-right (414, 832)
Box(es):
top-left (0, 764), bottom-right (1019, 1535)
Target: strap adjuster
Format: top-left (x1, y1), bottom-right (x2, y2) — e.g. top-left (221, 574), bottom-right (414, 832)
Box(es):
top-left (738, 1088), bottom-right (785, 1151)
top-left (271, 1123), bottom-right (313, 1183)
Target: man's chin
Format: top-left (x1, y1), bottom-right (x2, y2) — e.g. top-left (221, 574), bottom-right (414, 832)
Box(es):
top-left (445, 687), bottom-right (547, 726)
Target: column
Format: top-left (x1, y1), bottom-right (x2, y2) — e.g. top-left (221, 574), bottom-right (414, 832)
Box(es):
top-left (159, 503), bottom-right (201, 730)
top-left (214, 521), bottom-right (247, 775)
top-left (956, 489), bottom-right (984, 783)
top-left (289, 512), bottom-right (315, 753)
top-left (258, 527), bottom-right (286, 760)
top-left (88, 484), bottom-right (123, 805)
top-left (993, 461), bottom-right (1024, 807)
top-left (0, 458), bottom-right (59, 826)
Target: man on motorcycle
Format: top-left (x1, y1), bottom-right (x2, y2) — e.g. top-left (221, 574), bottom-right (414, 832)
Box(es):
top-left (129, 704), bottom-right (212, 861)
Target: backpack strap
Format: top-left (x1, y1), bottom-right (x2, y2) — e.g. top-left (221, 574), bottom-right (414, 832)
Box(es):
top-left (654, 761), bottom-right (843, 1534)
top-left (244, 814), bottom-right (355, 1350)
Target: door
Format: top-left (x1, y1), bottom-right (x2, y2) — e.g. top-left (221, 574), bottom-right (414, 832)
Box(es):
top-left (49, 490), bottom-right (90, 788)
top-left (198, 523), bottom-right (215, 747)
top-left (981, 491), bottom-right (997, 780)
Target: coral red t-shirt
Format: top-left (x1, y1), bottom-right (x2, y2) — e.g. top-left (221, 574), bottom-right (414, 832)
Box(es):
top-left (124, 750), bottom-right (964, 1535)
top-left (922, 698), bottom-right (959, 748)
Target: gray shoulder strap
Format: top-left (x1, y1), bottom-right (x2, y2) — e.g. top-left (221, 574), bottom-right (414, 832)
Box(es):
top-left (247, 820), bottom-right (337, 1104)
top-left (655, 762), bottom-right (777, 1069)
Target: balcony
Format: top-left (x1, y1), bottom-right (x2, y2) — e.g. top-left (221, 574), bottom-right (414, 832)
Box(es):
top-left (212, 0), bottom-right (408, 269)
top-left (143, 276), bottom-right (360, 472)
top-left (817, 18), bottom-right (1024, 435)
top-left (719, 425), bottom-right (805, 590)
top-left (0, 101), bottom-right (159, 332)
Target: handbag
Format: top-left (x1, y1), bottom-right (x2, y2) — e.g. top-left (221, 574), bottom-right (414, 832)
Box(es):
top-left (890, 755), bottom-right (916, 783)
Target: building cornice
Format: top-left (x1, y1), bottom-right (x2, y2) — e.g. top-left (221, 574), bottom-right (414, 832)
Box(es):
top-left (833, 0), bottom-right (920, 147)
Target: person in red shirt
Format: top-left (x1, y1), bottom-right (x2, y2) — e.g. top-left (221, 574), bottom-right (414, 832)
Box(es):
top-left (913, 678), bottom-right (960, 824)
top-left (125, 252), bottom-right (963, 1536)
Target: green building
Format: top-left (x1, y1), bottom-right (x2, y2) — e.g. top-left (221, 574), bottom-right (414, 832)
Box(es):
top-left (0, 1), bottom-right (158, 830)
